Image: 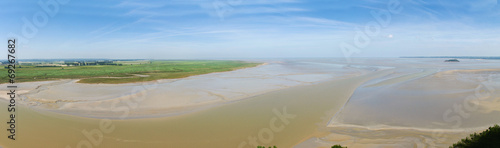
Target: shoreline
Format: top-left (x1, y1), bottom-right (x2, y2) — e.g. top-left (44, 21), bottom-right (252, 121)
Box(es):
top-left (2, 61), bottom-right (351, 119)
top-left (73, 61), bottom-right (267, 84)
top-left (0, 62), bottom-right (268, 86)
top-left (2, 58), bottom-right (500, 148)
top-left (0, 60), bottom-right (262, 85)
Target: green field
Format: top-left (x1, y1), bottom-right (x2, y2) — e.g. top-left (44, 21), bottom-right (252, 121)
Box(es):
top-left (1, 60), bottom-right (260, 84)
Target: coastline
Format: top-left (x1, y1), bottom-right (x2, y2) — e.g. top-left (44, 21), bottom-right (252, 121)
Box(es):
top-left (0, 61), bottom-right (353, 119)
top-left (0, 59), bottom-right (381, 148)
top-left (2, 58), bottom-right (500, 148)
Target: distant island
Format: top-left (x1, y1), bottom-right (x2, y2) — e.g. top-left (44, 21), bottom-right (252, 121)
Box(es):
top-left (444, 59), bottom-right (460, 62)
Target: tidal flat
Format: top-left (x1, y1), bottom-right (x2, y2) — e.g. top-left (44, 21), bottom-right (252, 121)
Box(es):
top-left (1, 58), bottom-right (499, 148)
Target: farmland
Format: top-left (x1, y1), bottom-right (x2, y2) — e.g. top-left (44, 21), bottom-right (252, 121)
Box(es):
top-left (1, 60), bottom-right (260, 84)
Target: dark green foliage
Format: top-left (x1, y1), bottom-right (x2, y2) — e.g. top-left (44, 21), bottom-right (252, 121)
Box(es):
top-left (332, 144), bottom-right (346, 148)
top-left (451, 124), bottom-right (500, 148)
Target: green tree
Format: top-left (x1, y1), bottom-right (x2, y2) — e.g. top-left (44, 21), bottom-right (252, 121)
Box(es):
top-left (451, 124), bottom-right (500, 148)
top-left (331, 144), bottom-right (346, 148)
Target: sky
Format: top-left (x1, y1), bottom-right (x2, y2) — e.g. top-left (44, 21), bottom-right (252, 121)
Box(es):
top-left (1, 0), bottom-right (500, 59)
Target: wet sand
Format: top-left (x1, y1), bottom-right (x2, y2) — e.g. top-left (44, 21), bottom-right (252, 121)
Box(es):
top-left (0, 60), bottom-right (364, 119)
top-left (0, 59), bottom-right (384, 148)
top-left (1, 58), bottom-right (500, 148)
top-left (310, 58), bottom-right (500, 147)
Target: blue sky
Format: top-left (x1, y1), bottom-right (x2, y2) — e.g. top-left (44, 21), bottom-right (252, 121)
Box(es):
top-left (1, 0), bottom-right (499, 59)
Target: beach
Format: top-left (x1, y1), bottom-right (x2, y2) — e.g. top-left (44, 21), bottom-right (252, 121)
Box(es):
top-left (1, 58), bottom-right (499, 148)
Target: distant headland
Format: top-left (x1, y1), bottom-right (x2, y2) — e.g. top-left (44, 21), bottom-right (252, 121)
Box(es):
top-left (400, 56), bottom-right (500, 60)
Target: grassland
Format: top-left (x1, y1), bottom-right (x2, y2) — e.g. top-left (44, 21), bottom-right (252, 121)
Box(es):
top-left (1, 60), bottom-right (260, 84)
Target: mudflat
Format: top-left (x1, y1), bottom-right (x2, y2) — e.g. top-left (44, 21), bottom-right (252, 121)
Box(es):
top-left (1, 58), bottom-right (499, 148)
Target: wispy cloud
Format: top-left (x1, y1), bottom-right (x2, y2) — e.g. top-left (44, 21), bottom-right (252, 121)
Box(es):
top-left (124, 8), bottom-right (204, 17)
top-left (5, 0), bottom-right (500, 59)
top-left (115, 0), bottom-right (166, 8)
top-left (233, 7), bottom-right (307, 14)
top-left (233, 0), bottom-right (301, 5)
